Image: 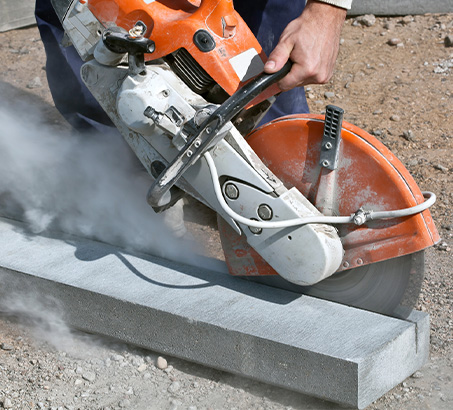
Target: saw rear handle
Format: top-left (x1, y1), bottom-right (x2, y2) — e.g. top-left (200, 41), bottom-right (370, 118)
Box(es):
top-left (146, 62), bottom-right (292, 209)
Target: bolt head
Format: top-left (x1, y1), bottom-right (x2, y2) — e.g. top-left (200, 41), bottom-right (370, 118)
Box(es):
top-left (258, 204), bottom-right (273, 221)
top-left (224, 183), bottom-right (239, 200)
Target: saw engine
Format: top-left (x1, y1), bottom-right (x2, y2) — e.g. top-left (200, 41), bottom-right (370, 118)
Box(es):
top-left (50, 0), bottom-right (439, 316)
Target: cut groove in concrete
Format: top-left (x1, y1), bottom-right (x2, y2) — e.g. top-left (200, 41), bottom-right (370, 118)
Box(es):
top-left (0, 217), bottom-right (429, 409)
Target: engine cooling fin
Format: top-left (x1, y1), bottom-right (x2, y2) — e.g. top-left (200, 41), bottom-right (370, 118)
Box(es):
top-left (167, 48), bottom-right (215, 94)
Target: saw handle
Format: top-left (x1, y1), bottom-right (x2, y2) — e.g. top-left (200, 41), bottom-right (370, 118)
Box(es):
top-left (146, 62), bottom-right (292, 208)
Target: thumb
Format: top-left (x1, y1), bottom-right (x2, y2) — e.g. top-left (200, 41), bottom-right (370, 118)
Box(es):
top-left (264, 43), bottom-right (292, 73)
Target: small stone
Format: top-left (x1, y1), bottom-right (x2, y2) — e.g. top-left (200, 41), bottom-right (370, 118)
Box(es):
top-left (82, 371), bottom-right (96, 383)
top-left (417, 394), bottom-right (425, 400)
top-left (383, 21), bottom-right (395, 30)
top-left (436, 242), bottom-right (450, 252)
top-left (402, 130), bottom-right (416, 141)
top-left (2, 398), bottom-right (13, 409)
top-left (390, 114), bottom-right (401, 122)
top-left (307, 92), bottom-right (315, 99)
top-left (74, 379), bottom-right (83, 386)
top-left (168, 381), bottom-right (181, 394)
top-left (26, 76), bottom-right (43, 89)
top-left (434, 164), bottom-right (448, 172)
top-left (373, 109), bottom-right (383, 115)
top-left (445, 35), bottom-right (453, 48)
top-left (400, 15), bottom-right (414, 25)
top-left (164, 365), bottom-right (174, 374)
top-left (156, 356), bottom-right (168, 370)
top-left (137, 363), bottom-right (147, 372)
top-left (411, 371), bottom-right (423, 379)
top-left (324, 91), bottom-right (335, 99)
top-left (372, 129), bottom-right (383, 137)
top-left (0, 342), bottom-right (13, 351)
top-left (388, 38), bottom-right (403, 46)
top-left (118, 399), bottom-right (131, 408)
top-left (355, 14), bottom-right (376, 27)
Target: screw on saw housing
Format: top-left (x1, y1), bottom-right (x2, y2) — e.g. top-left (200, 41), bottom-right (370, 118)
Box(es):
top-left (102, 23), bottom-right (155, 75)
top-left (146, 62), bottom-right (292, 208)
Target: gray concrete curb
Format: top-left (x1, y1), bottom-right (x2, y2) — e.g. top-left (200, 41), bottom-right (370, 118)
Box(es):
top-left (0, 217), bottom-right (429, 409)
top-left (349, 0), bottom-right (453, 16)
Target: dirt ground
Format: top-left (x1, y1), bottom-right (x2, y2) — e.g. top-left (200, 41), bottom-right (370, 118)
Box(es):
top-left (0, 12), bottom-right (452, 410)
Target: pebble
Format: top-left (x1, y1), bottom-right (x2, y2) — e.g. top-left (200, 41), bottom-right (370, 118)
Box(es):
top-left (324, 91), bottom-right (335, 99)
top-left (111, 354), bottom-right (124, 362)
top-left (436, 242), bottom-right (450, 252)
top-left (388, 38), bottom-right (403, 46)
top-left (400, 15), bottom-right (414, 25)
top-left (373, 109), bottom-right (383, 115)
top-left (355, 15), bottom-right (376, 27)
top-left (137, 363), bottom-right (147, 372)
top-left (2, 398), bottom-right (13, 409)
top-left (390, 114), bottom-right (401, 122)
top-left (445, 35), bottom-right (453, 48)
top-left (434, 164), bottom-right (448, 172)
top-left (118, 399), bottom-right (131, 408)
top-left (74, 379), bottom-right (83, 386)
top-left (168, 381), bottom-right (181, 393)
top-left (402, 130), bottom-right (416, 141)
top-left (26, 76), bottom-right (43, 89)
top-left (157, 356), bottom-right (168, 370)
top-left (0, 342), bottom-right (14, 351)
top-left (82, 371), bottom-right (96, 383)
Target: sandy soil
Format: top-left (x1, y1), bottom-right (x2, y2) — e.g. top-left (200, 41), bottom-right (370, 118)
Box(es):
top-left (0, 12), bottom-right (452, 410)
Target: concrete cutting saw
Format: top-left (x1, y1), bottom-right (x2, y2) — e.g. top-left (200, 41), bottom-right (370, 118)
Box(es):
top-left (50, 0), bottom-right (439, 316)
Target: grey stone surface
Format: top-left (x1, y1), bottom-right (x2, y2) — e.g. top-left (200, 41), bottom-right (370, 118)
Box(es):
top-left (349, 0), bottom-right (453, 16)
top-left (0, 0), bottom-right (35, 32)
top-left (0, 217), bottom-right (429, 409)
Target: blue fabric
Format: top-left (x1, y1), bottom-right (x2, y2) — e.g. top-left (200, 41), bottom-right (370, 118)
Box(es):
top-left (35, 0), bottom-right (115, 133)
top-left (35, 0), bottom-right (309, 133)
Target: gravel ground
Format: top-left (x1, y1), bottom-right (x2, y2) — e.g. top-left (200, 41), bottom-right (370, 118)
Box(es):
top-left (0, 12), bottom-right (452, 410)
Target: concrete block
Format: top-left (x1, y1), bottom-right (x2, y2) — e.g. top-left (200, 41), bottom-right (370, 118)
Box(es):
top-left (0, 0), bottom-right (36, 32)
top-left (0, 217), bottom-right (429, 409)
top-left (349, 0), bottom-right (453, 16)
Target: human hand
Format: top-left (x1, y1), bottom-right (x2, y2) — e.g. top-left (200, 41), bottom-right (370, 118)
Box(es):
top-left (263, 0), bottom-right (347, 91)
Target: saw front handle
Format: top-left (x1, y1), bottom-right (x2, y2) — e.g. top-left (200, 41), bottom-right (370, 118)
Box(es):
top-left (146, 62), bottom-right (292, 208)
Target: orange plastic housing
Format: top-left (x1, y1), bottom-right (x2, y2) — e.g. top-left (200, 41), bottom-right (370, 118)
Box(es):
top-left (88, 0), bottom-right (265, 95)
top-left (218, 115), bottom-right (440, 277)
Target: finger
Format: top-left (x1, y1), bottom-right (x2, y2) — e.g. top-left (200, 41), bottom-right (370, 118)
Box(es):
top-left (264, 42), bottom-right (293, 73)
top-left (277, 64), bottom-right (307, 91)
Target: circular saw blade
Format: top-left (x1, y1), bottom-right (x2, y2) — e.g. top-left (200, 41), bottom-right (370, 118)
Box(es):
top-left (297, 251), bottom-right (424, 317)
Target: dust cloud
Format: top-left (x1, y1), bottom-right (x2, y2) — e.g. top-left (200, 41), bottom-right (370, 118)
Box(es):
top-left (0, 103), bottom-right (200, 263)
